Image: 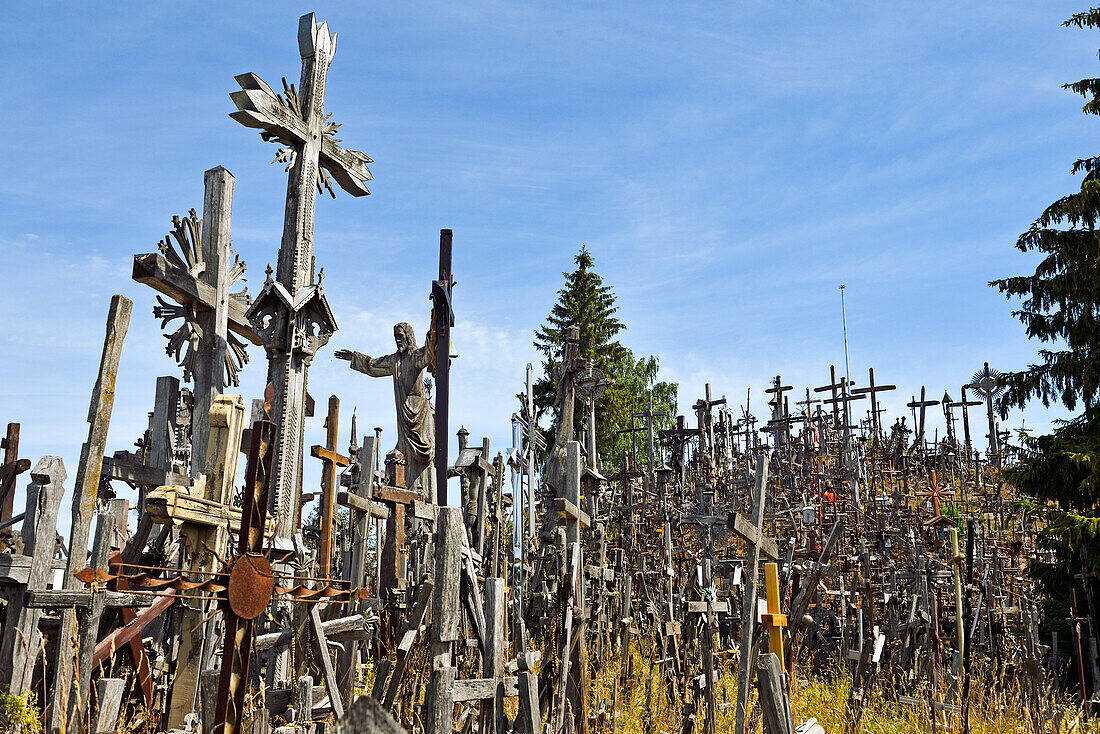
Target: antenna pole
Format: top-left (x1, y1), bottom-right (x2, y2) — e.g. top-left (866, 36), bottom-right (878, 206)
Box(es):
top-left (840, 284), bottom-right (851, 384)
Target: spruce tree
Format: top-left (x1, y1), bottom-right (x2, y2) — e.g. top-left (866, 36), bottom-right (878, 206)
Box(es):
top-left (532, 246), bottom-right (676, 469)
top-left (994, 8), bottom-right (1100, 661)
top-left (991, 8), bottom-right (1100, 414)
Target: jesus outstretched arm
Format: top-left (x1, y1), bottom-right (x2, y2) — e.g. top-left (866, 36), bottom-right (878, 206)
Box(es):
top-left (334, 349), bottom-right (395, 377)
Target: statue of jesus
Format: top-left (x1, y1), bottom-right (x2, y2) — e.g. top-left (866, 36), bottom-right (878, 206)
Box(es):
top-left (335, 322), bottom-right (435, 497)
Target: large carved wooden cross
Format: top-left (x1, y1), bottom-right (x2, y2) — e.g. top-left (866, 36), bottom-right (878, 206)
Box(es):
top-left (231, 13), bottom-right (373, 540)
top-left (133, 168), bottom-right (260, 475)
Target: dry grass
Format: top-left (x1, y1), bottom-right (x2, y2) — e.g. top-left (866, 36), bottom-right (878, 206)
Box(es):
top-left (598, 640), bottom-right (1094, 734)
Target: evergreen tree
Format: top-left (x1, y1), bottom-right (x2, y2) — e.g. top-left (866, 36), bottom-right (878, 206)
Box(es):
top-left (532, 246), bottom-right (677, 470)
top-left (993, 9), bottom-right (1100, 680)
top-left (991, 8), bottom-right (1100, 415)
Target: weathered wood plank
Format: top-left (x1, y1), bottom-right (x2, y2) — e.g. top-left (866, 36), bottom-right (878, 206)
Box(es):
top-left (93, 677), bottom-right (126, 734)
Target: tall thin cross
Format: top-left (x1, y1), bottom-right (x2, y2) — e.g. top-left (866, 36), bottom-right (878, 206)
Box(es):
top-left (906, 387), bottom-right (940, 449)
top-left (633, 390), bottom-right (667, 487)
top-left (432, 230), bottom-right (455, 505)
top-left (765, 375), bottom-right (793, 446)
top-left (850, 367), bottom-right (895, 441)
top-left (231, 14), bottom-right (373, 537)
top-left (312, 395), bottom-right (350, 578)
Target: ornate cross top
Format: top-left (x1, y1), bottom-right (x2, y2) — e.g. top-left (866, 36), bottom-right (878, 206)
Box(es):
top-left (231, 16), bottom-right (373, 290)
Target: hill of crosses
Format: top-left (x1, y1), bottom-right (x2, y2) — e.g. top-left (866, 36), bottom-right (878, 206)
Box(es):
top-left (2, 12), bottom-right (1091, 734)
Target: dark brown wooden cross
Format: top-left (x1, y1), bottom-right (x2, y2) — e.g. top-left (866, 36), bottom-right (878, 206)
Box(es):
top-left (851, 367), bottom-right (895, 440)
top-left (311, 395), bottom-right (349, 578)
top-left (907, 387), bottom-right (940, 448)
top-left (0, 424), bottom-right (30, 548)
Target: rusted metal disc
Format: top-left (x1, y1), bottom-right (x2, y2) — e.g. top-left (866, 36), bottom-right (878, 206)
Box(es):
top-left (227, 553), bottom-right (274, 620)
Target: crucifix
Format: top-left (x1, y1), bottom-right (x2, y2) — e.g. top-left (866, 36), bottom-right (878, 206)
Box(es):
top-left (692, 384), bottom-right (726, 475)
top-left (431, 229), bottom-right (455, 505)
top-left (953, 387), bottom-right (983, 489)
top-left (231, 12), bottom-right (373, 539)
top-left (311, 395), bottom-right (350, 579)
top-left (133, 168), bottom-right (260, 476)
top-left (634, 390), bottom-right (668, 488)
top-left (765, 375), bottom-right (793, 447)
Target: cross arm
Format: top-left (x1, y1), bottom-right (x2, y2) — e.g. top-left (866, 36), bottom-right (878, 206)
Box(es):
top-left (25, 589), bottom-right (158, 609)
top-left (320, 137), bottom-right (373, 197)
top-left (310, 444), bottom-right (350, 467)
top-left (729, 513), bottom-right (780, 560)
top-left (229, 73), bottom-right (309, 146)
top-left (133, 253), bottom-right (262, 346)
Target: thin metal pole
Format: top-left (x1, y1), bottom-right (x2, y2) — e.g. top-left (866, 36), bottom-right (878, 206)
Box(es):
top-left (840, 284), bottom-right (851, 384)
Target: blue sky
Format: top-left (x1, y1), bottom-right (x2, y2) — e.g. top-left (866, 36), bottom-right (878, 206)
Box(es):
top-left (1, 2), bottom-right (1094, 523)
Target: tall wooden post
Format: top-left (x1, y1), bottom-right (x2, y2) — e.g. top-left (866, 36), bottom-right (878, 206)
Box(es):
top-left (432, 229), bottom-right (454, 506)
top-left (167, 394), bottom-right (247, 729)
top-left (191, 167), bottom-right (235, 476)
top-left (312, 395), bottom-right (349, 579)
top-left (735, 455), bottom-right (771, 734)
top-left (50, 295), bottom-right (131, 734)
top-left (0, 457), bottom-right (65, 692)
top-left (425, 508), bottom-right (463, 734)
top-left (232, 13), bottom-right (372, 540)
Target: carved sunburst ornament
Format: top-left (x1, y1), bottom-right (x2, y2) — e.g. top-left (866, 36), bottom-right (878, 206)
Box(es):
top-left (968, 363), bottom-right (1004, 400)
top-left (265, 77), bottom-right (366, 198)
top-left (153, 210), bottom-right (251, 386)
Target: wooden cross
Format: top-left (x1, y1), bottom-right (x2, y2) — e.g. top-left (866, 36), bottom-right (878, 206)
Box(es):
top-left (906, 387), bottom-right (940, 448)
top-left (312, 395), bottom-right (350, 579)
top-left (513, 363), bottom-right (544, 542)
top-left (634, 390), bottom-right (668, 484)
top-left (914, 471), bottom-right (957, 528)
top-left (734, 455), bottom-right (772, 734)
top-left (765, 375), bottom-right (794, 445)
top-left (132, 168), bottom-right (261, 475)
top-left (681, 486), bottom-right (729, 734)
top-left (0, 456), bottom-right (66, 693)
top-left (39, 499), bottom-right (161, 734)
top-left (952, 387), bottom-right (984, 485)
top-left (158, 393), bottom-right (249, 729)
top-left (431, 229), bottom-right (455, 505)
top-left (0, 424), bottom-right (30, 547)
top-left (692, 383), bottom-right (726, 469)
top-left (851, 367), bottom-right (895, 440)
top-left (231, 13), bottom-right (372, 539)
top-left (336, 433), bottom-right (378, 700)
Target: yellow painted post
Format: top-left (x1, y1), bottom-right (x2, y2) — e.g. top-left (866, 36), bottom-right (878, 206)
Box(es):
top-left (762, 562), bottom-right (787, 669)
